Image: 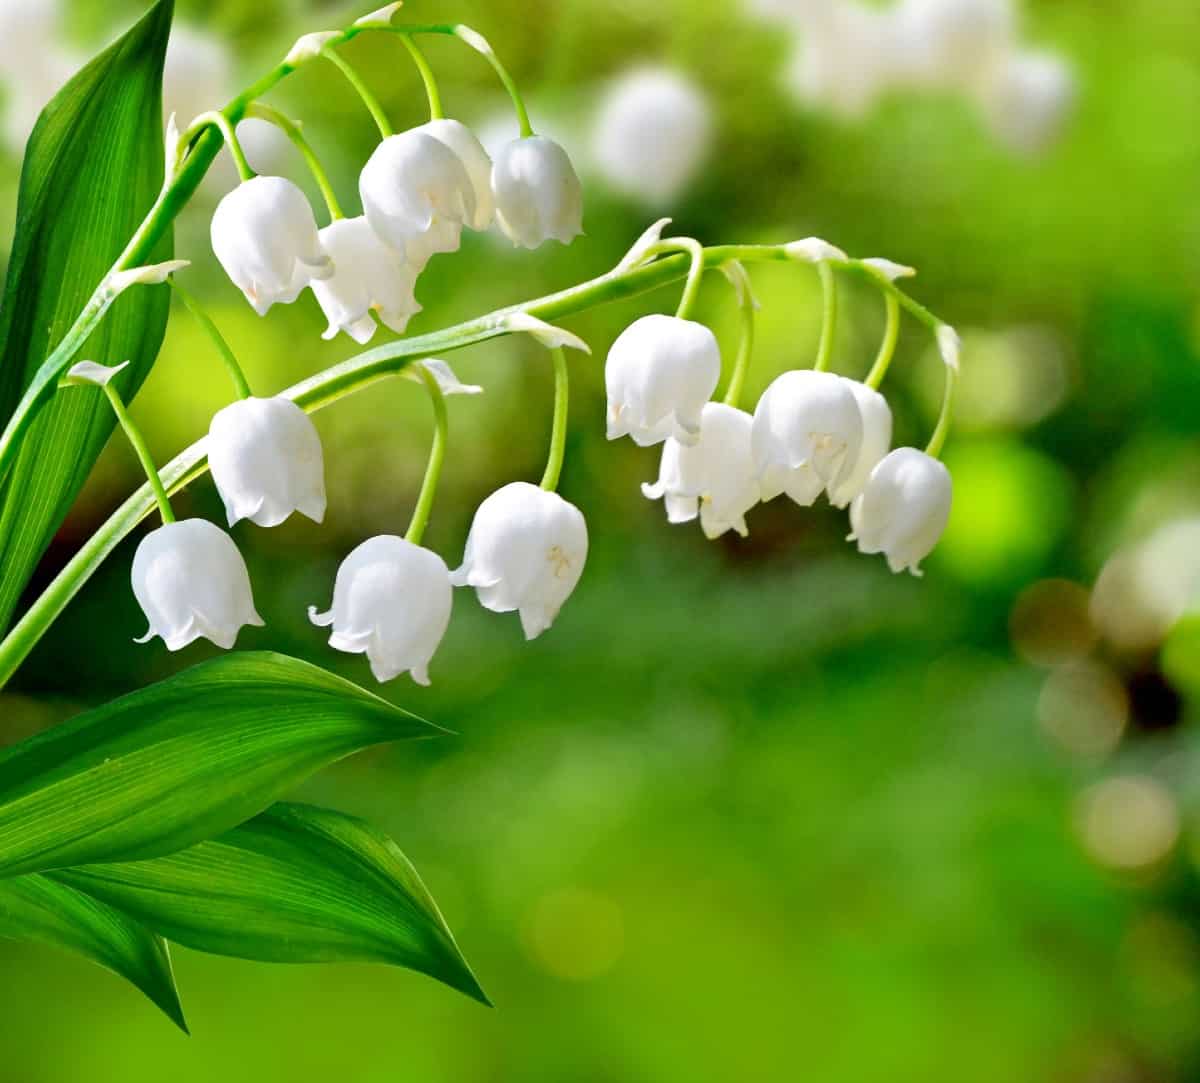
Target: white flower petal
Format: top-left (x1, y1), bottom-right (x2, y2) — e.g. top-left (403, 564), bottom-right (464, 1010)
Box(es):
top-left (849, 447), bottom-right (952, 575)
top-left (491, 136), bottom-right (583, 249)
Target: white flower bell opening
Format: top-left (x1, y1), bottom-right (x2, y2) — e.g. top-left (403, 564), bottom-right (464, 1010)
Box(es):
top-left (450, 481), bottom-right (588, 640)
top-left (132, 518), bottom-right (264, 651)
top-left (751, 369), bottom-right (864, 506)
top-left (491, 136), bottom-right (583, 249)
top-left (310, 216), bottom-right (421, 344)
top-left (208, 396), bottom-right (327, 528)
top-left (359, 128), bottom-right (477, 270)
top-left (826, 379), bottom-right (893, 508)
top-left (605, 314), bottom-right (722, 447)
top-left (309, 535), bottom-right (453, 685)
top-left (591, 66), bottom-right (712, 206)
top-left (849, 447), bottom-right (952, 575)
top-left (642, 402), bottom-right (760, 539)
top-left (417, 118), bottom-right (495, 230)
top-left (210, 176), bottom-right (333, 315)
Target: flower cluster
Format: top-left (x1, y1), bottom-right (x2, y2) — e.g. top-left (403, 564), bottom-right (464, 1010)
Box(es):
top-left (751, 0), bottom-right (1075, 153)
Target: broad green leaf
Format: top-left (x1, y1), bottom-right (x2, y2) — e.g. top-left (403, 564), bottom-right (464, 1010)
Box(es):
top-left (55, 802), bottom-right (489, 1005)
top-left (0, 873), bottom-right (186, 1031)
top-left (0, 0), bottom-right (174, 634)
top-left (0, 652), bottom-right (440, 879)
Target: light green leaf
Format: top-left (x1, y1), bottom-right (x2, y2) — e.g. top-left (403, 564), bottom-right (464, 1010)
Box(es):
top-left (55, 803), bottom-right (489, 1005)
top-left (0, 0), bottom-right (175, 634)
top-left (0, 652), bottom-right (440, 879)
top-left (0, 874), bottom-right (187, 1031)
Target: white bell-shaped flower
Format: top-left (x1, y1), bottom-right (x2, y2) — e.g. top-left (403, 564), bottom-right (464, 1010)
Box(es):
top-left (132, 518), bottom-right (264, 651)
top-left (207, 396), bottom-right (326, 528)
top-left (309, 216), bottom-right (421, 344)
top-left (978, 50), bottom-right (1075, 155)
top-left (359, 128), bottom-right (476, 270)
top-left (892, 0), bottom-right (1013, 92)
top-left (849, 447), bottom-right (952, 575)
top-left (210, 176), bottom-right (333, 316)
top-left (827, 379), bottom-right (893, 509)
top-left (450, 481), bottom-right (588, 640)
top-left (591, 66), bottom-right (712, 206)
top-left (491, 136), bottom-right (583, 249)
top-left (416, 118), bottom-right (494, 230)
top-left (605, 314), bottom-right (721, 447)
top-left (308, 536), bottom-right (452, 685)
top-left (642, 402), bottom-right (760, 539)
top-left (751, 370), bottom-right (864, 506)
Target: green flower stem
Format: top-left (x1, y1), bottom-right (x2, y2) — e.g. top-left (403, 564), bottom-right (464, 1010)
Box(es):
top-left (641, 238), bottom-right (706, 320)
top-left (102, 385), bottom-right (175, 526)
top-left (184, 111), bottom-right (254, 181)
top-left (813, 261), bottom-right (837, 372)
top-left (245, 103), bottom-right (344, 221)
top-left (864, 291), bottom-right (900, 390)
top-left (321, 46), bottom-right (393, 138)
top-left (169, 279), bottom-right (253, 400)
top-left (925, 360), bottom-right (957, 460)
top-left (540, 347), bottom-right (569, 491)
top-left (721, 261), bottom-right (755, 408)
top-left (396, 34), bottom-right (444, 121)
top-left (404, 365), bottom-right (449, 547)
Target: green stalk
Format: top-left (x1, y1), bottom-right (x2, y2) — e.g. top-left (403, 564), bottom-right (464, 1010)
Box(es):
top-left (540, 348), bottom-right (569, 491)
top-left (183, 110), bottom-right (254, 181)
top-left (169, 279), bottom-right (253, 400)
top-left (102, 385), bottom-right (174, 526)
top-left (397, 34), bottom-right (444, 121)
top-left (813, 261), bottom-right (837, 372)
top-left (641, 238), bottom-right (706, 320)
top-left (864, 291), bottom-right (900, 390)
top-left (404, 366), bottom-right (449, 546)
top-left (925, 361), bottom-right (958, 460)
top-left (321, 45), bottom-right (393, 138)
top-left (721, 262), bottom-right (755, 408)
top-left (245, 103), bottom-right (344, 221)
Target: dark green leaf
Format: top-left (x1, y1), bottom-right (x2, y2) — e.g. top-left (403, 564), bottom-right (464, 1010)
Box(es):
top-left (0, 873), bottom-right (186, 1031)
top-left (0, 652), bottom-right (440, 879)
top-left (55, 802), bottom-right (488, 1005)
top-left (0, 0), bottom-right (174, 633)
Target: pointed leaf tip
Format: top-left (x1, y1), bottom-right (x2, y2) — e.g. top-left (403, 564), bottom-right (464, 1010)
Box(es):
top-left (405, 359), bottom-right (483, 396)
top-left (862, 257), bottom-right (916, 282)
top-left (937, 324), bottom-right (961, 371)
top-left (286, 31), bottom-right (341, 66)
top-left (61, 360), bottom-right (130, 389)
top-left (785, 237), bottom-right (848, 263)
top-left (355, 2), bottom-right (404, 27)
top-left (504, 313), bottom-right (590, 354)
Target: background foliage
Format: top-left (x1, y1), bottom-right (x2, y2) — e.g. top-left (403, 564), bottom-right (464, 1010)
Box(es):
top-left (2, 0), bottom-right (1200, 1080)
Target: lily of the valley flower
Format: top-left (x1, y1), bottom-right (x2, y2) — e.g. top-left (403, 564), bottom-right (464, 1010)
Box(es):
top-left (491, 136), bottom-right (583, 249)
top-left (309, 535), bottom-right (453, 684)
top-left (309, 216), bottom-right (421, 344)
top-left (642, 402), bottom-right (760, 538)
top-left (210, 176), bottom-right (333, 315)
top-left (359, 128), bottom-right (476, 270)
top-left (826, 379), bottom-right (892, 508)
top-left (208, 396), bottom-right (326, 528)
top-left (417, 119), bottom-right (495, 230)
top-left (849, 447), bottom-right (952, 575)
top-left (751, 369), bottom-right (864, 505)
top-left (132, 518), bottom-right (264, 650)
top-left (605, 314), bottom-right (721, 447)
top-left (450, 482), bottom-right (588, 640)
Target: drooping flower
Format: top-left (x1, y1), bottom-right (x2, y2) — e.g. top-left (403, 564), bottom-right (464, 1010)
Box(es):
top-left (642, 402), bottom-right (760, 539)
top-left (751, 369), bottom-right (864, 505)
top-left (491, 136), bottom-right (583, 249)
top-left (893, 0), bottom-right (1013, 92)
top-left (826, 379), bottom-right (892, 508)
top-left (591, 66), bottom-right (712, 206)
top-left (450, 482), bottom-right (588, 640)
top-left (207, 396), bottom-right (326, 528)
top-left (309, 216), bottom-right (421, 344)
top-left (308, 535), bottom-right (453, 684)
top-left (978, 49), bottom-right (1075, 155)
top-left (359, 128), bottom-right (476, 270)
top-left (605, 314), bottom-right (721, 447)
top-left (131, 518), bottom-right (264, 650)
top-left (416, 118), bottom-right (494, 230)
top-left (849, 447), bottom-right (952, 575)
top-left (210, 176), bottom-right (333, 315)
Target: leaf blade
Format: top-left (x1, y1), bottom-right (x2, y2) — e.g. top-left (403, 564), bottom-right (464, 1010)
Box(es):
top-left (0, 652), bottom-right (439, 878)
top-left (55, 802), bottom-right (488, 1005)
top-left (0, 873), bottom-right (187, 1031)
top-left (0, 0), bottom-right (175, 633)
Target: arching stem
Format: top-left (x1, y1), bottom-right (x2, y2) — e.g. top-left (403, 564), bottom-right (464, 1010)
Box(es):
top-left (925, 359), bottom-right (957, 460)
top-left (169, 279), bottom-right (253, 401)
top-left (321, 45), bottom-right (393, 138)
top-left (865, 291), bottom-right (900, 390)
top-left (397, 34), bottom-right (444, 121)
top-left (102, 385), bottom-right (175, 525)
top-left (814, 261), bottom-right (838, 372)
top-left (721, 261), bottom-right (756, 408)
top-left (245, 103), bottom-right (344, 221)
top-left (184, 110), bottom-right (253, 181)
top-left (540, 347), bottom-right (569, 491)
top-left (641, 238), bottom-right (706, 321)
top-left (405, 365), bottom-right (448, 546)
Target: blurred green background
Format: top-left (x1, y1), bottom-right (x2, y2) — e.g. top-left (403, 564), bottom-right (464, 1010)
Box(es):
top-left (4, 0), bottom-right (1200, 1079)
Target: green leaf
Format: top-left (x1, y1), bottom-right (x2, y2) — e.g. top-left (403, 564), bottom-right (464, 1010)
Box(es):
top-left (0, 0), bottom-right (175, 634)
top-left (54, 802), bottom-right (489, 1005)
top-left (0, 873), bottom-right (187, 1031)
top-left (0, 652), bottom-right (440, 879)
